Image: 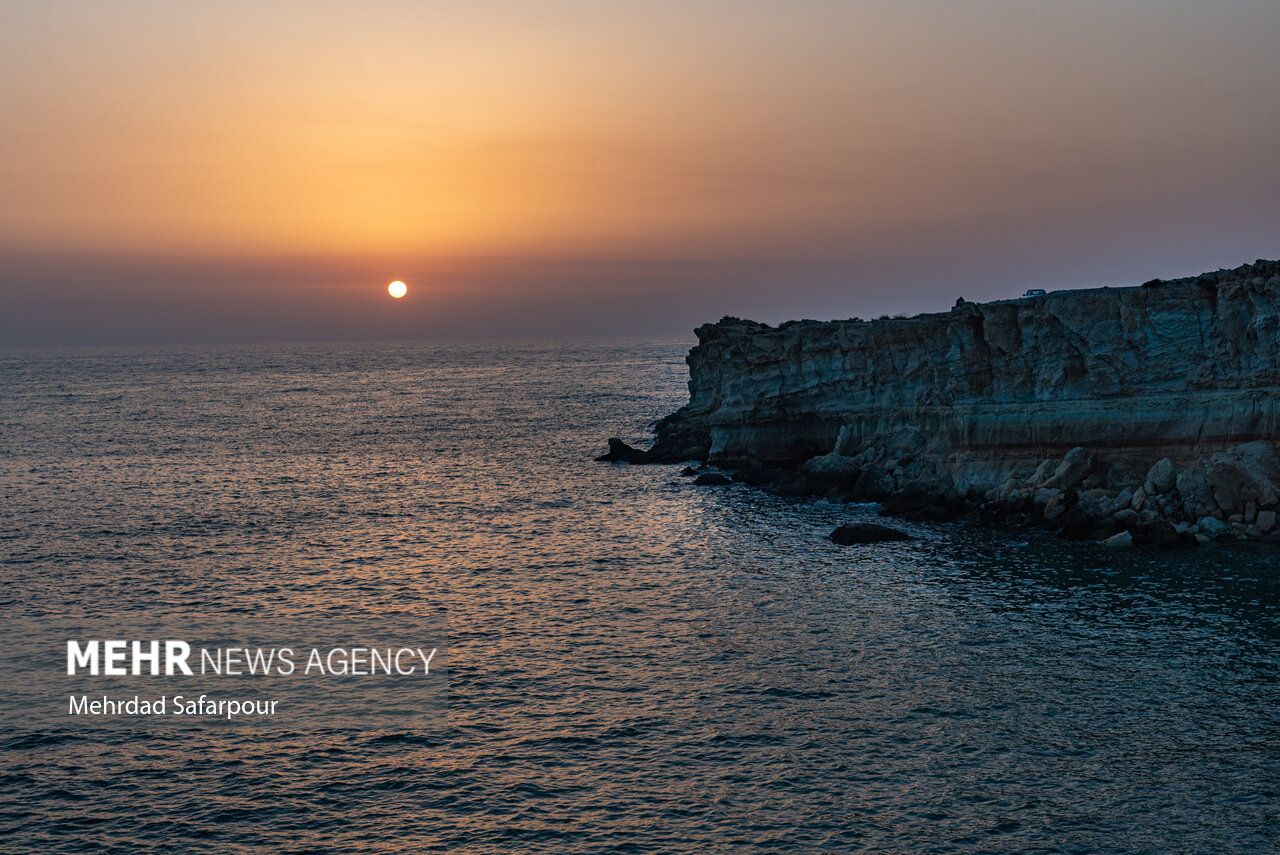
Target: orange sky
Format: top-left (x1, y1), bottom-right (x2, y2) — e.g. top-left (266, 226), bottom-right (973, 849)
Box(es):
top-left (2, 1), bottom-right (1278, 343)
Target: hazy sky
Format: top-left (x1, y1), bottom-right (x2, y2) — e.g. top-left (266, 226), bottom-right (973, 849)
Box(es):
top-left (2, 0), bottom-right (1278, 345)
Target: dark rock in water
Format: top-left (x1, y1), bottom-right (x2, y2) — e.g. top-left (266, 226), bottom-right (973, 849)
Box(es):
top-left (880, 485), bottom-right (967, 521)
top-left (693, 472), bottom-right (732, 486)
top-left (1088, 518), bottom-right (1118, 541)
top-left (1130, 520), bottom-right (1199, 550)
top-left (596, 438), bottom-right (651, 463)
top-left (805, 470), bottom-right (862, 496)
top-left (645, 411), bottom-right (711, 462)
top-left (879, 486), bottom-right (936, 516)
top-left (1054, 506), bottom-right (1096, 540)
top-left (830, 523), bottom-right (913, 545)
top-left (734, 466), bottom-right (785, 487)
top-left (904, 504), bottom-right (951, 522)
top-left (770, 472), bottom-right (811, 497)
top-left (979, 497), bottom-right (1030, 524)
top-left (852, 467), bottom-right (894, 501)
top-left (679, 466), bottom-right (699, 477)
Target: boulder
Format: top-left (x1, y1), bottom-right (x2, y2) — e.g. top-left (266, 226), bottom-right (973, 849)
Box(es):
top-left (693, 473), bottom-right (732, 486)
top-left (1025, 459), bottom-right (1056, 487)
top-left (1145, 458), bottom-right (1177, 494)
top-left (1205, 440), bottom-right (1280, 514)
top-left (1235, 439), bottom-right (1280, 475)
top-left (830, 523), bottom-right (914, 545)
top-left (1054, 506), bottom-right (1095, 540)
top-left (1175, 469), bottom-right (1208, 500)
top-left (1197, 516), bottom-right (1231, 539)
top-left (1100, 530), bottom-right (1134, 548)
top-left (1088, 518), bottom-right (1118, 540)
top-left (1044, 488), bottom-right (1076, 521)
top-left (770, 473), bottom-right (812, 496)
top-left (1130, 486), bottom-right (1147, 511)
top-left (1257, 509), bottom-right (1277, 534)
top-left (1113, 486), bottom-right (1136, 513)
top-left (1130, 520), bottom-right (1199, 550)
top-left (902, 504), bottom-right (954, 522)
top-left (680, 466), bottom-right (699, 477)
top-left (1033, 487), bottom-right (1061, 507)
top-left (801, 452), bottom-right (862, 475)
top-left (852, 466), bottom-right (895, 501)
top-left (1207, 459), bottom-right (1249, 514)
top-left (1106, 461), bottom-right (1145, 491)
top-left (880, 486), bottom-right (939, 517)
top-left (734, 466), bottom-right (781, 487)
top-left (1045, 447), bottom-right (1091, 490)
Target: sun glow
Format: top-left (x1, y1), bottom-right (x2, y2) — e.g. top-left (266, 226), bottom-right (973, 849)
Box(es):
top-left (387, 280), bottom-right (407, 299)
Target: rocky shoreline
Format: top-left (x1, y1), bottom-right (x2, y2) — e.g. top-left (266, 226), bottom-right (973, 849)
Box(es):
top-left (600, 260), bottom-right (1280, 549)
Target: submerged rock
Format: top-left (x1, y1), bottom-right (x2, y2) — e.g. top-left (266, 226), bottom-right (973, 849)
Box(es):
top-left (830, 524), bottom-right (913, 545)
top-left (693, 472), bottom-right (732, 486)
top-left (732, 466), bottom-right (782, 487)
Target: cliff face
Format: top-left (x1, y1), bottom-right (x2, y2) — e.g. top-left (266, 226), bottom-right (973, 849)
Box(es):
top-left (653, 260), bottom-right (1280, 497)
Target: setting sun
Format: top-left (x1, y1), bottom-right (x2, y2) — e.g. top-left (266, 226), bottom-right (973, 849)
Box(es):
top-left (387, 280), bottom-right (407, 299)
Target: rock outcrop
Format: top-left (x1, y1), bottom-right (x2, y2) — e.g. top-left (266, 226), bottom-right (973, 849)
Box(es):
top-left (610, 259), bottom-right (1280, 546)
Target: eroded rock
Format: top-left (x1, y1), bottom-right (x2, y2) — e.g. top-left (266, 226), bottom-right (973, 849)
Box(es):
top-left (605, 259), bottom-right (1280, 547)
top-left (596, 438), bottom-right (651, 463)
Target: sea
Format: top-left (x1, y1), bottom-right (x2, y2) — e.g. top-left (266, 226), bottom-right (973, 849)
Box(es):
top-left (1, 339), bottom-right (1277, 853)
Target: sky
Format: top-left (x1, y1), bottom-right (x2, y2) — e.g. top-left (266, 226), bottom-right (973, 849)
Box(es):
top-left (2, 0), bottom-right (1278, 345)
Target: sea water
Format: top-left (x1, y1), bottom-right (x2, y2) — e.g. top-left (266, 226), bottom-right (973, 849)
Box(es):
top-left (1, 340), bottom-right (1276, 853)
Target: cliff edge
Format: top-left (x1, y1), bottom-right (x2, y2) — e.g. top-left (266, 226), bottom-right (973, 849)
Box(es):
top-left (604, 259), bottom-right (1280, 545)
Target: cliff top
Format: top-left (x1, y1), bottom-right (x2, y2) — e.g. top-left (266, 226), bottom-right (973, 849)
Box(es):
top-left (698, 258), bottom-right (1280, 341)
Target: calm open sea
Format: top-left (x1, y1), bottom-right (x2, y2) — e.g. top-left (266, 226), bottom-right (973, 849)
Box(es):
top-left (1, 340), bottom-right (1277, 853)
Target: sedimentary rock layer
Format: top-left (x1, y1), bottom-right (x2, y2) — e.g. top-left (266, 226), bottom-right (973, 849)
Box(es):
top-left (651, 260), bottom-right (1280, 493)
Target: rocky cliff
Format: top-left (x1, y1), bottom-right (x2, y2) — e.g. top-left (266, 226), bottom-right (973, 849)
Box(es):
top-left (603, 260), bottom-right (1280, 546)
